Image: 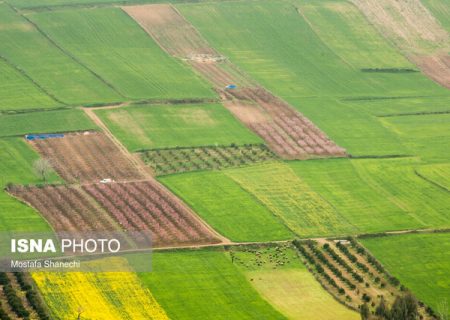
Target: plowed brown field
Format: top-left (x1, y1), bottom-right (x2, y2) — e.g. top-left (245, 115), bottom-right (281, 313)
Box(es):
top-left (352, 0), bottom-right (450, 88)
top-left (123, 4), bottom-right (345, 159)
top-left (30, 132), bottom-right (144, 183)
top-left (10, 181), bottom-right (221, 248)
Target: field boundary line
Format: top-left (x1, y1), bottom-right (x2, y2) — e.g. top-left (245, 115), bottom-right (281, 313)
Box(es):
top-left (377, 110), bottom-right (450, 118)
top-left (150, 227), bottom-right (450, 251)
top-left (0, 54), bottom-right (64, 105)
top-left (8, 3), bottom-right (127, 100)
top-left (295, 5), bottom-right (356, 71)
top-left (414, 169), bottom-right (450, 193)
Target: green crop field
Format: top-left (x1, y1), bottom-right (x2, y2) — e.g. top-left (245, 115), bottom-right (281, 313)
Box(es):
top-left (380, 113), bottom-right (450, 162)
top-left (95, 104), bottom-right (261, 151)
top-left (350, 96), bottom-right (450, 117)
top-left (0, 109), bottom-right (97, 137)
top-left (416, 163), bottom-right (450, 190)
top-left (160, 170), bottom-right (293, 242)
top-left (225, 162), bottom-right (355, 237)
top-left (289, 158), bottom-right (446, 234)
top-left (29, 8), bottom-right (213, 101)
top-left (0, 3), bottom-right (121, 106)
top-left (0, 58), bottom-right (58, 111)
top-left (361, 233), bottom-right (450, 317)
top-left (0, 138), bottom-right (58, 232)
top-left (232, 245), bottom-right (359, 320)
top-left (138, 249), bottom-right (286, 320)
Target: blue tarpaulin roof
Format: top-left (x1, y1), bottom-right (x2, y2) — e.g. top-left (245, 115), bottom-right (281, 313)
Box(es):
top-left (225, 84), bottom-right (237, 89)
top-left (25, 133), bottom-right (64, 141)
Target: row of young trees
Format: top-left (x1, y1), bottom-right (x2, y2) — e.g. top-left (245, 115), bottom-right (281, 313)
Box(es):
top-left (361, 294), bottom-right (419, 320)
top-left (0, 272), bottom-right (50, 320)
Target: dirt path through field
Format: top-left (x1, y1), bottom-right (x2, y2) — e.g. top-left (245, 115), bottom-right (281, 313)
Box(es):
top-left (352, 0), bottom-right (450, 88)
top-left (83, 107), bottom-right (153, 178)
top-left (123, 4), bottom-right (346, 160)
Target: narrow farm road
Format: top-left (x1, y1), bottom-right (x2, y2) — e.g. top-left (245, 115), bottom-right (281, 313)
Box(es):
top-left (83, 107), bottom-right (153, 179)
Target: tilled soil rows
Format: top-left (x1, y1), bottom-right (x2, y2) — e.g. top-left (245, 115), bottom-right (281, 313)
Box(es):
top-left (10, 181), bottom-right (221, 248)
top-left (352, 0), bottom-right (450, 89)
top-left (30, 132), bottom-right (144, 183)
top-left (123, 4), bottom-right (346, 160)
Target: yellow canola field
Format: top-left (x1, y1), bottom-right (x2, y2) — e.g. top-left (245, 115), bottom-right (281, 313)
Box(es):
top-left (32, 260), bottom-right (168, 320)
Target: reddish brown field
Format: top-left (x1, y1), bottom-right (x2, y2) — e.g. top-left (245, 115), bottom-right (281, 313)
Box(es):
top-left (83, 181), bottom-right (221, 247)
top-left (223, 87), bottom-right (346, 159)
top-left (9, 181), bottom-right (221, 248)
top-left (352, 0), bottom-right (450, 89)
top-left (30, 132), bottom-right (143, 183)
top-left (8, 184), bottom-right (119, 233)
top-left (123, 4), bottom-right (346, 159)
top-left (412, 54), bottom-right (450, 89)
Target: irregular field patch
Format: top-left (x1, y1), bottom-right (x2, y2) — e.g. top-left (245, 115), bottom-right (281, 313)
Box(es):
top-left (33, 260), bottom-right (169, 320)
top-left (141, 144), bottom-right (276, 176)
top-left (224, 162), bottom-right (355, 237)
top-left (138, 249), bottom-right (286, 320)
top-left (124, 4), bottom-right (345, 159)
top-left (160, 170), bottom-right (293, 242)
top-left (95, 104), bottom-right (262, 151)
top-left (30, 132), bottom-right (143, 183)
top-left (29, 8), bottom-right (214, 100)
top-left (232, 245), bottom-right (359, 320)
top-left (0, 109), bottom-right (97, 138)
top-left (361, 233), bottom-right (450, 317)
top-left (0, 3), bottom-right (120, 105)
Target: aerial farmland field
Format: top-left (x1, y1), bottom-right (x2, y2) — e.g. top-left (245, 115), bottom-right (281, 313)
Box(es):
top-left (0, 0), bottom-right (449, 319)
top-left (95, 103), bottom-right (262, 151)
top-left (29, 8), bottom-right (214, 101)
top-left (361, 233), bottom-right (450, 318)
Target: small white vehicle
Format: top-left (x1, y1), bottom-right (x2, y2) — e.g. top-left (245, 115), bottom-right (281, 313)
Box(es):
top-left (100, 178), bottom-right (113, 184)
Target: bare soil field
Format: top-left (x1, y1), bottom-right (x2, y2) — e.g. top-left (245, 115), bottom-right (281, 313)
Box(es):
top-left (30, 132), bottom-right (144, 183)
top-left (123, 4), bottom-right (345, 159)
top-left (352, 0), bottom-right (450, 88)
top-left (412, 53), bottom-right (450, 88)
top-left (9, 181), bottom-right (221, 248)
top-left (123, 4), bottom-right (216, 58)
